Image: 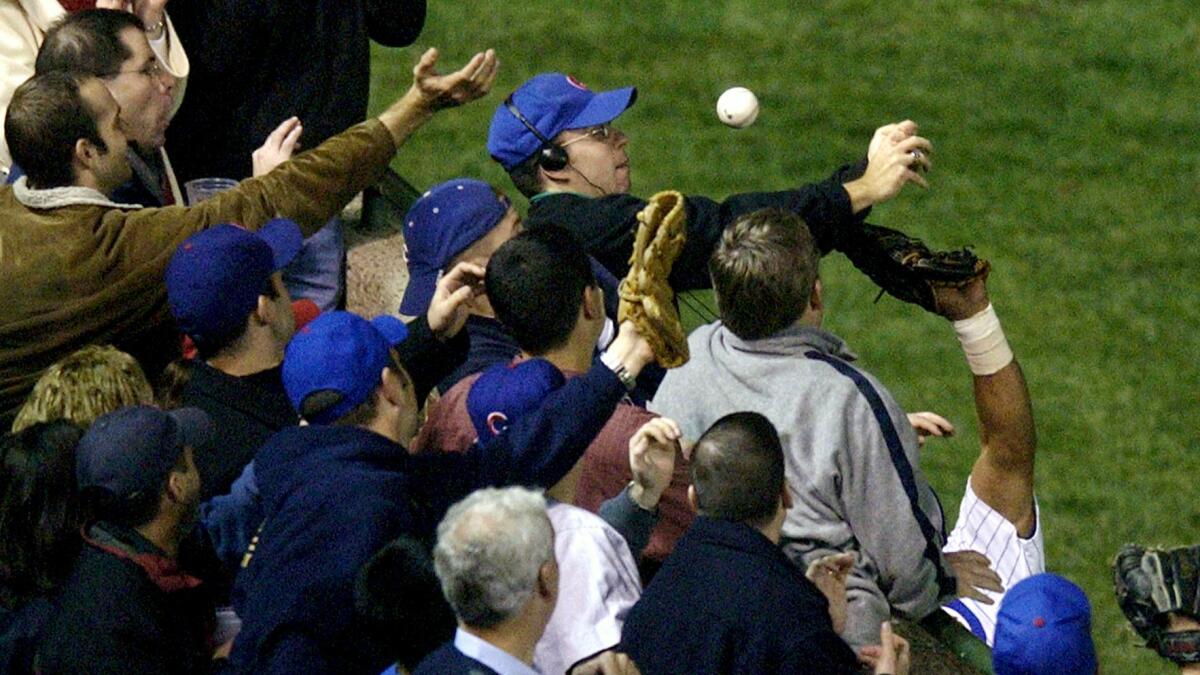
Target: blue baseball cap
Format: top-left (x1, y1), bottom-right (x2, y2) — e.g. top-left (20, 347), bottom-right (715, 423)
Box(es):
top-left (77, 405), bottom-right (213, 499)
top-left (283, 311), bottom-right (410, 424)
top-left (399, 179), bottom-right (511, 316)
top-left (466, 359), bottom-right (565, 440)
top-left (166, 219), bottom-right (303, 345)
top-left (487, 73), bottom-right (637, 171)
top-left (993, 573), bottom-right (1098, 675)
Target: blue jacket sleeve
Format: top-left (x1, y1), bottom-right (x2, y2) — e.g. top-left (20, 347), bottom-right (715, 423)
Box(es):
top-left (408, 363), bottom-right (625, 523)
top-left (199, 462), bottom-right (263, 573)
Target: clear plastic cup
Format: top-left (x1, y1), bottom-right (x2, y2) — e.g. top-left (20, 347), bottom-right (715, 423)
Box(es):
top-left (184, 177), bottom-right (239, 205)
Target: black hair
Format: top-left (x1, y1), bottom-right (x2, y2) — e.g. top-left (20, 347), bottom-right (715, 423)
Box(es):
top-left (5, 71), bottom-right (106, 189)
top-left (35, 9), bottom-right (143, 78)
top-left (191, 274), bottom-right (282, 360)
top-left (690, 412), bottom-right (786, 528)
top-left (506, 154), bottom-right (543, 199)
top-left (354, 535), bottom-right (456, 670)
top-left (0, 421), bottom-right (85, 608)
top-left (486, 225), bottom-right (597, 354)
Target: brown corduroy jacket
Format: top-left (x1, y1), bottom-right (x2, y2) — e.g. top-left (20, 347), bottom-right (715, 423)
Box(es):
top-left (0, 119), bottom-right (395, 415)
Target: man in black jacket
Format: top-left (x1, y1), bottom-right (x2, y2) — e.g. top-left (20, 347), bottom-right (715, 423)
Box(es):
top-left (487, 73), bottom-right (933, 299)
top-left (621, 412), bottom-right (909, 675)
top-left (165, 218), bottom-right (304, 501)
top-left (37, 406), bottom-right (219, 674)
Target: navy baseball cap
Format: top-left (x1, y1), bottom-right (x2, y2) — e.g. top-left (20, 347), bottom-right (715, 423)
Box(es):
top-left (166, 219), bottom-right (304, 345)
top-left (466, 358), bottom-right (565, 440)
top-left (487, 73), bottom-right (637, 171)
top-left (993, 573), bottom-right (1098, 675)
top-left (283, 311), bottom-right (410, 424)
top-left (399, 179), bottom-right (511, 316)
top-left (77, 405), bottom-right (213, 499)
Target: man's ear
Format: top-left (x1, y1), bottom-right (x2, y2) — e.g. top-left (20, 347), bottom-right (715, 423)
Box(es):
top-left (253, 294), bottom-right (276, 326)
top-left (581, 285), bottom-right (603, 321)
top-left (537, 560), bottom-right (558, 600)
top-left (687, 484), bottom-right (699, 514)
top-left (810, 278), bottom-right (824, 313)
top-left (780, 479), bottom-right (794, 510)
top-left (537, 162), bottom-right (571, 188)
top-left (379, 366), bottom-right (408, 407)
top-left (74, 138), bottom-right (99, 171)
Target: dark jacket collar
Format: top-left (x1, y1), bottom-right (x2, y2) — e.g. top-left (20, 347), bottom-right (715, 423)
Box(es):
top-left (82, 521), bottom-right (202, 593)
top-left (187, 361), bottom-right (296, 428)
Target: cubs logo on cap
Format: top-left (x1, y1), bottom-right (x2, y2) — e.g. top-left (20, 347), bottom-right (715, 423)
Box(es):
top-left (466, 359), bottom-right (566, 442)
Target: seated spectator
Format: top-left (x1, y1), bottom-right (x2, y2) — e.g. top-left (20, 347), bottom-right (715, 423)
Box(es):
top-left (466, 359), bottom-right (648, 674)
top-left (992, 574), bottom-right (1097, 675)
top-left (0, 46), bottom-right (496, 417)
top-left (355, 535), bottom-right (457, 674)
top-left (414, 225), bottom-right (691, 567)
top-left (228, 267), bottom-right (657, 674)
top-left (36, 405), bottom-right (219, 673)
top-left (11, 344), bottom-right (152, 432)
top-left (413, 486), bottom-right (559, 675)
top-left (165, 218), bottom-right (304, 499)
top-left (399, 178), bottom-right (521, 392)
top-left (0, 0), bottom-right (187, 174)
top-left (0, 421), bottom-right (85, 674)
top-left (621, 412), bottom-right (875, 674)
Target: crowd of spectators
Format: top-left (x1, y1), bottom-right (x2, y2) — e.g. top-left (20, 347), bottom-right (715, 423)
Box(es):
top-left (1, 3), bottom-right (1190, 675)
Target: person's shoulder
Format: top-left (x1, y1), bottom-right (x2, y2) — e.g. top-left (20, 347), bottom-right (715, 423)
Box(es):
top-left (412, 641), bottom-right (498, 675)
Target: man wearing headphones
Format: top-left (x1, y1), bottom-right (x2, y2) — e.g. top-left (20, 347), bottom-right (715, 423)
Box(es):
top-left (487, 73), bottom-right (934, 296)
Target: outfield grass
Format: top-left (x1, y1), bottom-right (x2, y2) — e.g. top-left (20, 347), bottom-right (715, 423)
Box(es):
top-left (368, 2), bottom-right (1199, 671)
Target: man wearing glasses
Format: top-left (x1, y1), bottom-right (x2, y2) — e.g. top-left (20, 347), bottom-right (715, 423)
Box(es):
top-left (487, 72), bottom-right (936, 299)
top-left (30, 9), bottom-right (186, 206)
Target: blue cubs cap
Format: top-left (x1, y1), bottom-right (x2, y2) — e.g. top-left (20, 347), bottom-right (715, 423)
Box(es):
top-left (466, 358), bottom-right (565, 440)
top-left (487, 73), bottom-right (637, 171)
top-left (77, 405), bottom-right (213, 499)
top-left (399, 179), bottom-right (511, 316)
top-left (166, 219), bottom-right (303, 345)
top-left (283, 311), bottom-right (410, 424)
top-left (993, 574), bottom-right (1098, 675)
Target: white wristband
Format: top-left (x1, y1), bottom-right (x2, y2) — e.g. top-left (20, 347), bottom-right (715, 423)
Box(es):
top-left (952, 303), bottom-right (1013, 375)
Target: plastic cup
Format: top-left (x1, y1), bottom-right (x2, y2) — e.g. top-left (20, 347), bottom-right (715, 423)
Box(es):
top-left (184, 177), bottom-right (239, 205)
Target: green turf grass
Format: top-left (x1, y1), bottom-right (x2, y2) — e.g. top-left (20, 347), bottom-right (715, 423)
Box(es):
top-left (368, 2), bottom-right (1200, 671)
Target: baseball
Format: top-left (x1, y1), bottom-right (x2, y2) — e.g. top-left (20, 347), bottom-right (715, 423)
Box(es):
top-left (716, 87), bottom-right (759, 128)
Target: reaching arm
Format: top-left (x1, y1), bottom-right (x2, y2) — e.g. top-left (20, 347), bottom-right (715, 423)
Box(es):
top-left (934, 276), bottom-right (1037, 537)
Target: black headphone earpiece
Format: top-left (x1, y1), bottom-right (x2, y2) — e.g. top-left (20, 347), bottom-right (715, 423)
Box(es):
top-left (504, 95), bottom-right (569, 171)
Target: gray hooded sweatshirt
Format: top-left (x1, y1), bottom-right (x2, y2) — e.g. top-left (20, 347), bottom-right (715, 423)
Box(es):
top-left (651, 321), bottom-right (955, 647)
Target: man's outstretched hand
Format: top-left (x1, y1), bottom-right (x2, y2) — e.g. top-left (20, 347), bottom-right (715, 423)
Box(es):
top-left (379, 48), bottom-right (499, 147)
top-left (412, 47), bottom-right (499, 111)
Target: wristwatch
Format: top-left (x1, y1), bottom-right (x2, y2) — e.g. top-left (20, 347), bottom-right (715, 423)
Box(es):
top-left (600, 350), bottom-right (637, 391)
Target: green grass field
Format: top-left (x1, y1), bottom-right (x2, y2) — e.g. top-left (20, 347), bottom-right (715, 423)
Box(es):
top-left (367, 2), bottom-right (1200, 671)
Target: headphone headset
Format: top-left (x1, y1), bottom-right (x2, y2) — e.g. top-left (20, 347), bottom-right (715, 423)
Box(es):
top-left (504, 95), bottom-right (569, 171)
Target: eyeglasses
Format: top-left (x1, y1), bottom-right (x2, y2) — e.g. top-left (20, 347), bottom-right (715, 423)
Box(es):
top-left (559, 124), bottom-right (616, 147)
top-left (101, 58), bottom-right (166, 81)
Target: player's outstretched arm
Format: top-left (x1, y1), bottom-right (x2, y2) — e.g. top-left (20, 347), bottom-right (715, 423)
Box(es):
top-left (934, 275), bottom-right (1037, 538)
top-left (843, 119), bottom-right (933, 213)
top-left (377, 47), bottom-right (499, 148)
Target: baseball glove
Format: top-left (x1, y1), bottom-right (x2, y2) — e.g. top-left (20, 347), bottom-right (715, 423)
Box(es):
top-left (1114, 543), bottom-right (1200, 664)
top-left (842, 223), bottom-right (990, 314)
top-left (618, 190), bottom-right (689, 369)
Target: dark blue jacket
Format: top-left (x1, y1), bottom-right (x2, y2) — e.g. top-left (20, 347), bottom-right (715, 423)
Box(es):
top-left (621, 517), bottom-right (859, 675)
top-left (411, 643), bottom-right (500, 675)
top-left (228, 363), bottom-right (626, 674)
